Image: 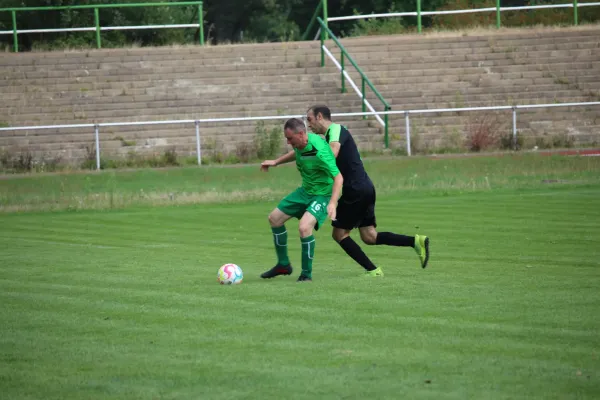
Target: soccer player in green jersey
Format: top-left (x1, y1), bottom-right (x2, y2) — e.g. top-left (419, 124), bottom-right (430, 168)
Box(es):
top-left (260, 117), bottom-right (343, 282)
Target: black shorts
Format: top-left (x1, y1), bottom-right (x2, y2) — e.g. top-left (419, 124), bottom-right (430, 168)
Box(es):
top-left (332, 185), bottom-right (377, 230)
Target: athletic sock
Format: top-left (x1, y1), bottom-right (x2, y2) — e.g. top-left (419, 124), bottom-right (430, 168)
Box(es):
top-left (272, 225), bottom-right (290, 266)
top-left (375, 232), bottom-right (415, 247)
top-left (339, 237), bottom-right (377, 271)
top-left (300, 235), bottom-right (315, 278)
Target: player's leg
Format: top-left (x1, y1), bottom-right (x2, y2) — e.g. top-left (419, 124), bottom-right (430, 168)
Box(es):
top-left (297, 211), bottom-right (318, 281)
top-left (261, 190), bottom-right (303, 279)
top-left (332, 226), bottom-right (382, 276)
top-left (269, 207), bottom-right (292, 261)
top-left (358, 188), bottom-right (430, 268)
top-left (332, 191), bottom-right (382, 276)
top-left (360, 226), bottom-right (430, 269)
top-left (296, 195), bottom-right (329, 282)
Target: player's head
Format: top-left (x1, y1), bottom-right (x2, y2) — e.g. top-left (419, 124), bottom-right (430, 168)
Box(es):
top-left (283, 118), bottom-right (308, 149)
top-left (306, 105), bottom-right (332, 134)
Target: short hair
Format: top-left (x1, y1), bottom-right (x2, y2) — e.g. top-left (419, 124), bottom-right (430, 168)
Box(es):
top-left (308, 105), bottom-right (331, 121)
top-left (284, 117), bottom-right (306, 134)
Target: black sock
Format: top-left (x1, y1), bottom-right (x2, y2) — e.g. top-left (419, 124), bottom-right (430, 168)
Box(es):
top-left (339, 237), bottom-right (377, 271)
top-left (375, 232), bottom-right (415, 247)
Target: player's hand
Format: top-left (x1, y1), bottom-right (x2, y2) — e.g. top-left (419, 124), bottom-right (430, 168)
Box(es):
top-left (260, 160), bottom-right (276, 172)
top-left (327, 201), bottom-right (337, 221)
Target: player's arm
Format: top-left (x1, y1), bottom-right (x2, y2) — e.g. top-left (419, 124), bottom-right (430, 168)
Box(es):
top-left (328, 172), bottom-right (343, 220)
top-left (261, 150), bottom-right (295, 172)
top-left (327, 124), bottom-right (342, 158)
top-left (274, 150), bottom-right (295, 166)
top-left (329, 141), bottom-right (341, 158)
top-left (318, 143), bottom-right (343, 220)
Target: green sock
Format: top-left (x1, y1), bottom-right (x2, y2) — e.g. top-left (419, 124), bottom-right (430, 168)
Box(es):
top-left (272, 226), bottom-right (289, 266)
top-left (300, 235), bottom-right (315, 278)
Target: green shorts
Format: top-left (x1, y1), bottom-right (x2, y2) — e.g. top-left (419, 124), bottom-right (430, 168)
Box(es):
top-left (277, 187), bottom-right (331, 231)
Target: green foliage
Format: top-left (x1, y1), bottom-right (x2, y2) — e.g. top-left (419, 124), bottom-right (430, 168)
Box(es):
top-left (245, 9), bottom-right (300, 42)
top-left (349, 13), bottom-right (406, 36)
top-left (0, 0), bottom-right (199, 50)
top-left (500, 132), bottom-right (524, 150)
top-left (0, 149), bottom-right (64, 173)
top-left (532, 132), bottom-right (576, 149)
top-left (2, 0), bottom-right (599, 48)
top-left (255, 120), bottom-right (282, 160)
top-left (431, 0), bottom-right (600, 29)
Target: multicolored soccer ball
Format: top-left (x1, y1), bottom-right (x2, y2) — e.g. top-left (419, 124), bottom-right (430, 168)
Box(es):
top-left (217, 263), bottom-right (243, 285)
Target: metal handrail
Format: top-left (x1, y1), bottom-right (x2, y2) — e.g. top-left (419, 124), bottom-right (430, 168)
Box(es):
top-left (327, 1), bottom-right (600, 32)
top-left (316, 17), bottom-right (392, 147)
top-left (2, 101), bottom-right (599, 169)
top-left (0, 1), bottom-right (204, 52)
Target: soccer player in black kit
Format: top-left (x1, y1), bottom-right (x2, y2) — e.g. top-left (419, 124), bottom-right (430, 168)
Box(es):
top-left (306, 105), bottom-right (430, 276)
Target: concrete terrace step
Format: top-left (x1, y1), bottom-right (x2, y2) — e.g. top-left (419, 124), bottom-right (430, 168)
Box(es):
top-left (337, 57), bottom-right (600, 74)
top-left (0, 63), bottom-right (327, 83)
top-left (338, 40), bottom-right (600, 59)
top-left (335, 26), bottom-right (600, 47)
top-left (341, 41), bottom-right (600, 58)
top-left (0, 42), bottom-right (323, 64)
top-left (333, 42), bottom-right (600, 63)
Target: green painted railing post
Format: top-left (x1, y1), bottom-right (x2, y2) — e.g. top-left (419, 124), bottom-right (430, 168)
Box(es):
top-left (323, 0), bottom-right (329, 40)
top-left (573, 0), bottom-right (578, 25)
top-left (199, 3), bottom-right (204, 45)
top-left (361, 77), bottom-right (366, 118)
top-left (384, 106), bottom-right (390, 148)
top-left (341, 53), bottom-right (346, 93)
top-left (94, 8), bottom-right (101, 48)
top-left (417, 0), bottom-right (422, 33)
top-left (496, 0), bottom-right (501, 28)
top-left (11, 10), bottom-right (18, 52)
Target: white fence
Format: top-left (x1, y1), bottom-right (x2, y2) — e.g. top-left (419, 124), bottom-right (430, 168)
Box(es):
top-left (1, 101), bottom-right (599, 169)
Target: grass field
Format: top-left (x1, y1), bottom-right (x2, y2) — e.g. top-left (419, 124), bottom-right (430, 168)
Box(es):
top-left (1, 154), bottom-right (599, 399)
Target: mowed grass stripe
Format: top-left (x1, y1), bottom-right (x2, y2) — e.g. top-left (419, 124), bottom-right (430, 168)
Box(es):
top-left (1, 160), bottom-right (599, 399)
top-left (2, 276), bottom-right (598, 349)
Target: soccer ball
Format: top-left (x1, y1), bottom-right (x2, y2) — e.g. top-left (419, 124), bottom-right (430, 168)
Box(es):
top-left (217, 263), bottom-right (243, 285)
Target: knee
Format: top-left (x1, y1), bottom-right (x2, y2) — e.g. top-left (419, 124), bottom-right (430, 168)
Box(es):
top-left (332, 229), bottom-right (348, 243)
top-left (268, 211), bottom-right (281, 227)
top-left (360, 230), bottom-right (377, 245)
top-left (298, 221), bottom-right (313, 237)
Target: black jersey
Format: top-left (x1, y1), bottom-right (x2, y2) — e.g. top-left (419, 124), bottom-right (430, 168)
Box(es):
top-left (324, 123), bottom-right (373, 192)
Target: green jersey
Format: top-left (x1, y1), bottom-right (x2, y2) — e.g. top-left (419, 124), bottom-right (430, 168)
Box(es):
top-left (294, 133), bottom-right (340, 196)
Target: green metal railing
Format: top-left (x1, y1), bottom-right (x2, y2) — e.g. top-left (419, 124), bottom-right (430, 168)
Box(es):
top-left (419, 0), bottom-right (585, 31)
top-left (0, 1), bottom-right (204, 52)
top-left (326, 0), bottom-right (595, 33)
top-left (316, 17), bottom-right (392, 148)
